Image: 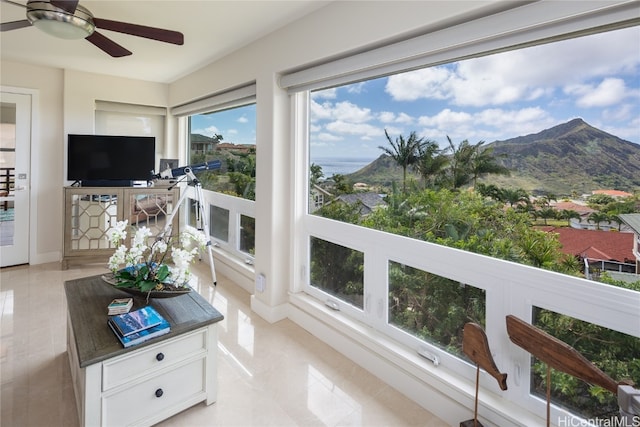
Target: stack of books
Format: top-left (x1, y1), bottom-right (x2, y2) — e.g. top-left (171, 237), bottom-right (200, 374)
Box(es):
top-left (107, 298), bottom-right (133, 315)
top-left (108, 305), bottom-right (171, 348)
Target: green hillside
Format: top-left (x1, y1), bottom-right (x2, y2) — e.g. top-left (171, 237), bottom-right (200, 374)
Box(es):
top-left (344, 119), bottom-right (640, 196)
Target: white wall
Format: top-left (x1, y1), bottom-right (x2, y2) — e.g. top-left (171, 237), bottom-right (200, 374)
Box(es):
top-left (1, 61), bottom-right (63, 263)
top-left (0, 63), bottom-right (172, 263)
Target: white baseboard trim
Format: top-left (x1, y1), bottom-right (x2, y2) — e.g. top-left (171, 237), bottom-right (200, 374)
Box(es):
top-left (209, 247), bottom-right (254, 293)
top-left (32, 250), bottom-right (61, 265)
top-left (250, 295), bottom-right (288, 323)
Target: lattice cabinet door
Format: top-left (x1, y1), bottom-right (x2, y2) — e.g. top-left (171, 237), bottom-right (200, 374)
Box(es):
top-left (123, 189), bottom-right (180, 246)
top-left (63, 186), bottom-right (179, 269)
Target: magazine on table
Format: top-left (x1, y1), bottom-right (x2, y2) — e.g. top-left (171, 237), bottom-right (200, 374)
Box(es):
top-left (108, 317), bottom-right (170, 348)
top-left (110, 305), bottom-right (165, 337)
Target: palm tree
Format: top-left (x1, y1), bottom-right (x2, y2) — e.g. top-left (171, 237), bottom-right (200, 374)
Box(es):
top-left (475, 183), bottom-right (502, 201)
top-left (499, 188), bottom-right (530, 208)
top-left (379, 129), bottom-right (424, 193)
top-left (536, 194), bottom-right (557, 208)
top-left (413, 139), bottom-right (449, 189)
top-left (468, 141), bottom-right (510, 187)
top-left (310, 163), bottom-right (324, 186)
top-left (537, 207), bottom-right (557, 225)
top-left (445, 136), bottom-right (475, 189)
top-left (559, 209), bottom-right (581, 227)
top-left (587, 212), bottom-right (610, 230)
top-left (444, 137), bottom-right (509, 189)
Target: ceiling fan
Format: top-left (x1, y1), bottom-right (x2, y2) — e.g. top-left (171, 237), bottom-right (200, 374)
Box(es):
top-left (0, 0), bottom-right (184, 57)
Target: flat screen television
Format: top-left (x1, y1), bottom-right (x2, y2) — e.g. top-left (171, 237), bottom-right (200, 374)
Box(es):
top-left (67, 134), bottom-right (155, 185)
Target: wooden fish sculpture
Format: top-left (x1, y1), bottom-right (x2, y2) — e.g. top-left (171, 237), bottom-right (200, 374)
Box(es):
top-left (462, 322), bottom-right (508, 390)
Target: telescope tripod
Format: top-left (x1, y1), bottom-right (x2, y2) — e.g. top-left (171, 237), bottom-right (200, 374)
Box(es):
top-left (158, 170), bottom-right (217, 288)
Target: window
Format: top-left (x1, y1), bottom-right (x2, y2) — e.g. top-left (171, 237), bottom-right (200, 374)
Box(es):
top-left (389, 261), bottom-right (485, 358)
top-left (188, 104), bottom-right (257, 200)
top-left (171, 84), bottom-right (257, 262)
top-left (310, 236), bottom-right (364, 309)
top-left (171, 83), bottom-right (257, 201)
top-left (532, 307), bottom-right (640, 417)
top-left (209, 205), bottom-right (229, 242)
top-left (288, 2), bottom-right (639, 421)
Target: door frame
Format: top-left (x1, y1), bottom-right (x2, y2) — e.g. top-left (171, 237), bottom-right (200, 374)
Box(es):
top-left (1, 86), bottom-right (39, 266)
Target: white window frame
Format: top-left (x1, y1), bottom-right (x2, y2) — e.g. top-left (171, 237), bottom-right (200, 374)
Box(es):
top-left (290, 1), bottom-right (640, 421)
top-left (173, 84), bottom-right (258, 265)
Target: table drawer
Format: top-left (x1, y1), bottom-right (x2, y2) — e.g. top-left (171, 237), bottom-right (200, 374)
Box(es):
top-left (103, 358), bottom-right (205, 426)
top-left (103, 329), bottom-right (206, 391)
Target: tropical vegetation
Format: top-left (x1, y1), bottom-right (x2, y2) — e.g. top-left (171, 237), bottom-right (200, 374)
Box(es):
top-left (311, 129), bottom-right (640, 418)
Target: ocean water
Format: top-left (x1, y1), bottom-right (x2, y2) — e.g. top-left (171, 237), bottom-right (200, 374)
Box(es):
top-left (311, 157), bottom-right (375, 177)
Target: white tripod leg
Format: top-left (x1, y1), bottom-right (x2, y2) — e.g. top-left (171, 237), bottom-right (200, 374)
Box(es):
top-left (194, 183), bottom-right (217, 286)
top-left (158, 176), bottom-right (217, 288)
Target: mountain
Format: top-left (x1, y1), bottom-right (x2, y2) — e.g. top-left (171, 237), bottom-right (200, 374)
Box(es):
top-left (345, 119), bottom-right (640, 196)
top-left (346, 154), bottom-right (404, 187)
top-left (485, 118), bottom-right (640, 195)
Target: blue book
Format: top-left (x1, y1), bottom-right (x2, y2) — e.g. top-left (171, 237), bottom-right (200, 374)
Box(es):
top-left (108, 318), bottom-right (170, 348)
top-left (110, 305), bottom-right (165, 337)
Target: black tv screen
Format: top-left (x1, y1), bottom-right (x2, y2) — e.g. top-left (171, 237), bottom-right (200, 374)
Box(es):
top-left (67, 134), bottom-right (155, 182)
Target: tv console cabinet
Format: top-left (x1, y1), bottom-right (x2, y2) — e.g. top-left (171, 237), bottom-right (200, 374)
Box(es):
top-left (62, 186), bottom-right (179, 269)
top-left (65, 275), bottom-right (224, 427)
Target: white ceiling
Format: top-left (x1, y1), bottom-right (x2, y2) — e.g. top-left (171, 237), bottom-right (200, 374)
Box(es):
top-left (0, 0), bottom-right (330, 83)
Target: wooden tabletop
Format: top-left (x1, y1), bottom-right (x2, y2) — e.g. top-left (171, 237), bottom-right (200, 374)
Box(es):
top-left (65, 274), bottom-right (224, 368)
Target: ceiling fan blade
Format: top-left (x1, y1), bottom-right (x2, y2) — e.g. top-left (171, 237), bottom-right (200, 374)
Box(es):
top-left (0, 19), bottom-right (31, 31)
top-left (93, 18), bottom-right (184, 45)
top-left (86, 31), bottom-right (132, 57)
top-left (49, 0), bottom-right (78, 15)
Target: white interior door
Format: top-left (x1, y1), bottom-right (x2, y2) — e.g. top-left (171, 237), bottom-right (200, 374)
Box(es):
top-left (0, 91), bottom-right (31, 267)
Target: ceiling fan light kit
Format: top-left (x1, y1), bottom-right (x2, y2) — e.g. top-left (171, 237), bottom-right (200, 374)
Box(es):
top-left (26, 1), bottom-right (94, 39)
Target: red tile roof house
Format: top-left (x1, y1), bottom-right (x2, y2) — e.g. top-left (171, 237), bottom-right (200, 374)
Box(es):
top-left (592, 189), bottom-right (634, 198)
top-left (544, 227), bottom-right (636, 275)
top-left (550, 201), bottom-right (596, 229)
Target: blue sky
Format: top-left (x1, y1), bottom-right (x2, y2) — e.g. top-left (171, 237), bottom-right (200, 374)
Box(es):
top-left (191, 26), bottom-right (639, 161)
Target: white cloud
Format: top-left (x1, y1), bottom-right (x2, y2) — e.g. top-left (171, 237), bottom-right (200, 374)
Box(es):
top-left (396, 112), bottom-right (414, 124)
top-left (602, 103), bottom-right (635, 122)
top-left (384, 26), bottom-right (640, 108)
top-left (378, 111), bottom-right (414, 125)
top-left (326, 121), bottom-right (381, 139)
top-left (310, 99), bottom-right (334, 121)
top-left (346, 82), bottom-right (366, 94)
top-left (378, 111), bottom-right (396, 123)
top-left (316, 132), bottom-right (343, 142)
top-left (333, 101), bottom-right (373, 123)
top-left (312, 88), bottom-right (337, 99)
top-left (385, 67), bottom-right (451, 101)
top-left (418, 108), bottom-right (473, 128)
top-left (415, 107), bottom-right (555, 144)
top-left (237, 116), bottom-right (248, 123)
top-left (192, 125), bottom-right (220, 137)
top-left (565, 78), bottom-right (627, 108)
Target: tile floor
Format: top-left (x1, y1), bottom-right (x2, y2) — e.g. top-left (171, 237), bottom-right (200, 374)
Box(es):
top-left (0, 261), bottom-right (447, 427)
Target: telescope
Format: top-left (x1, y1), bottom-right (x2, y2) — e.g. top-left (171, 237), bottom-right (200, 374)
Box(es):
top-left (152, 160), bottom-right (222, 179)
